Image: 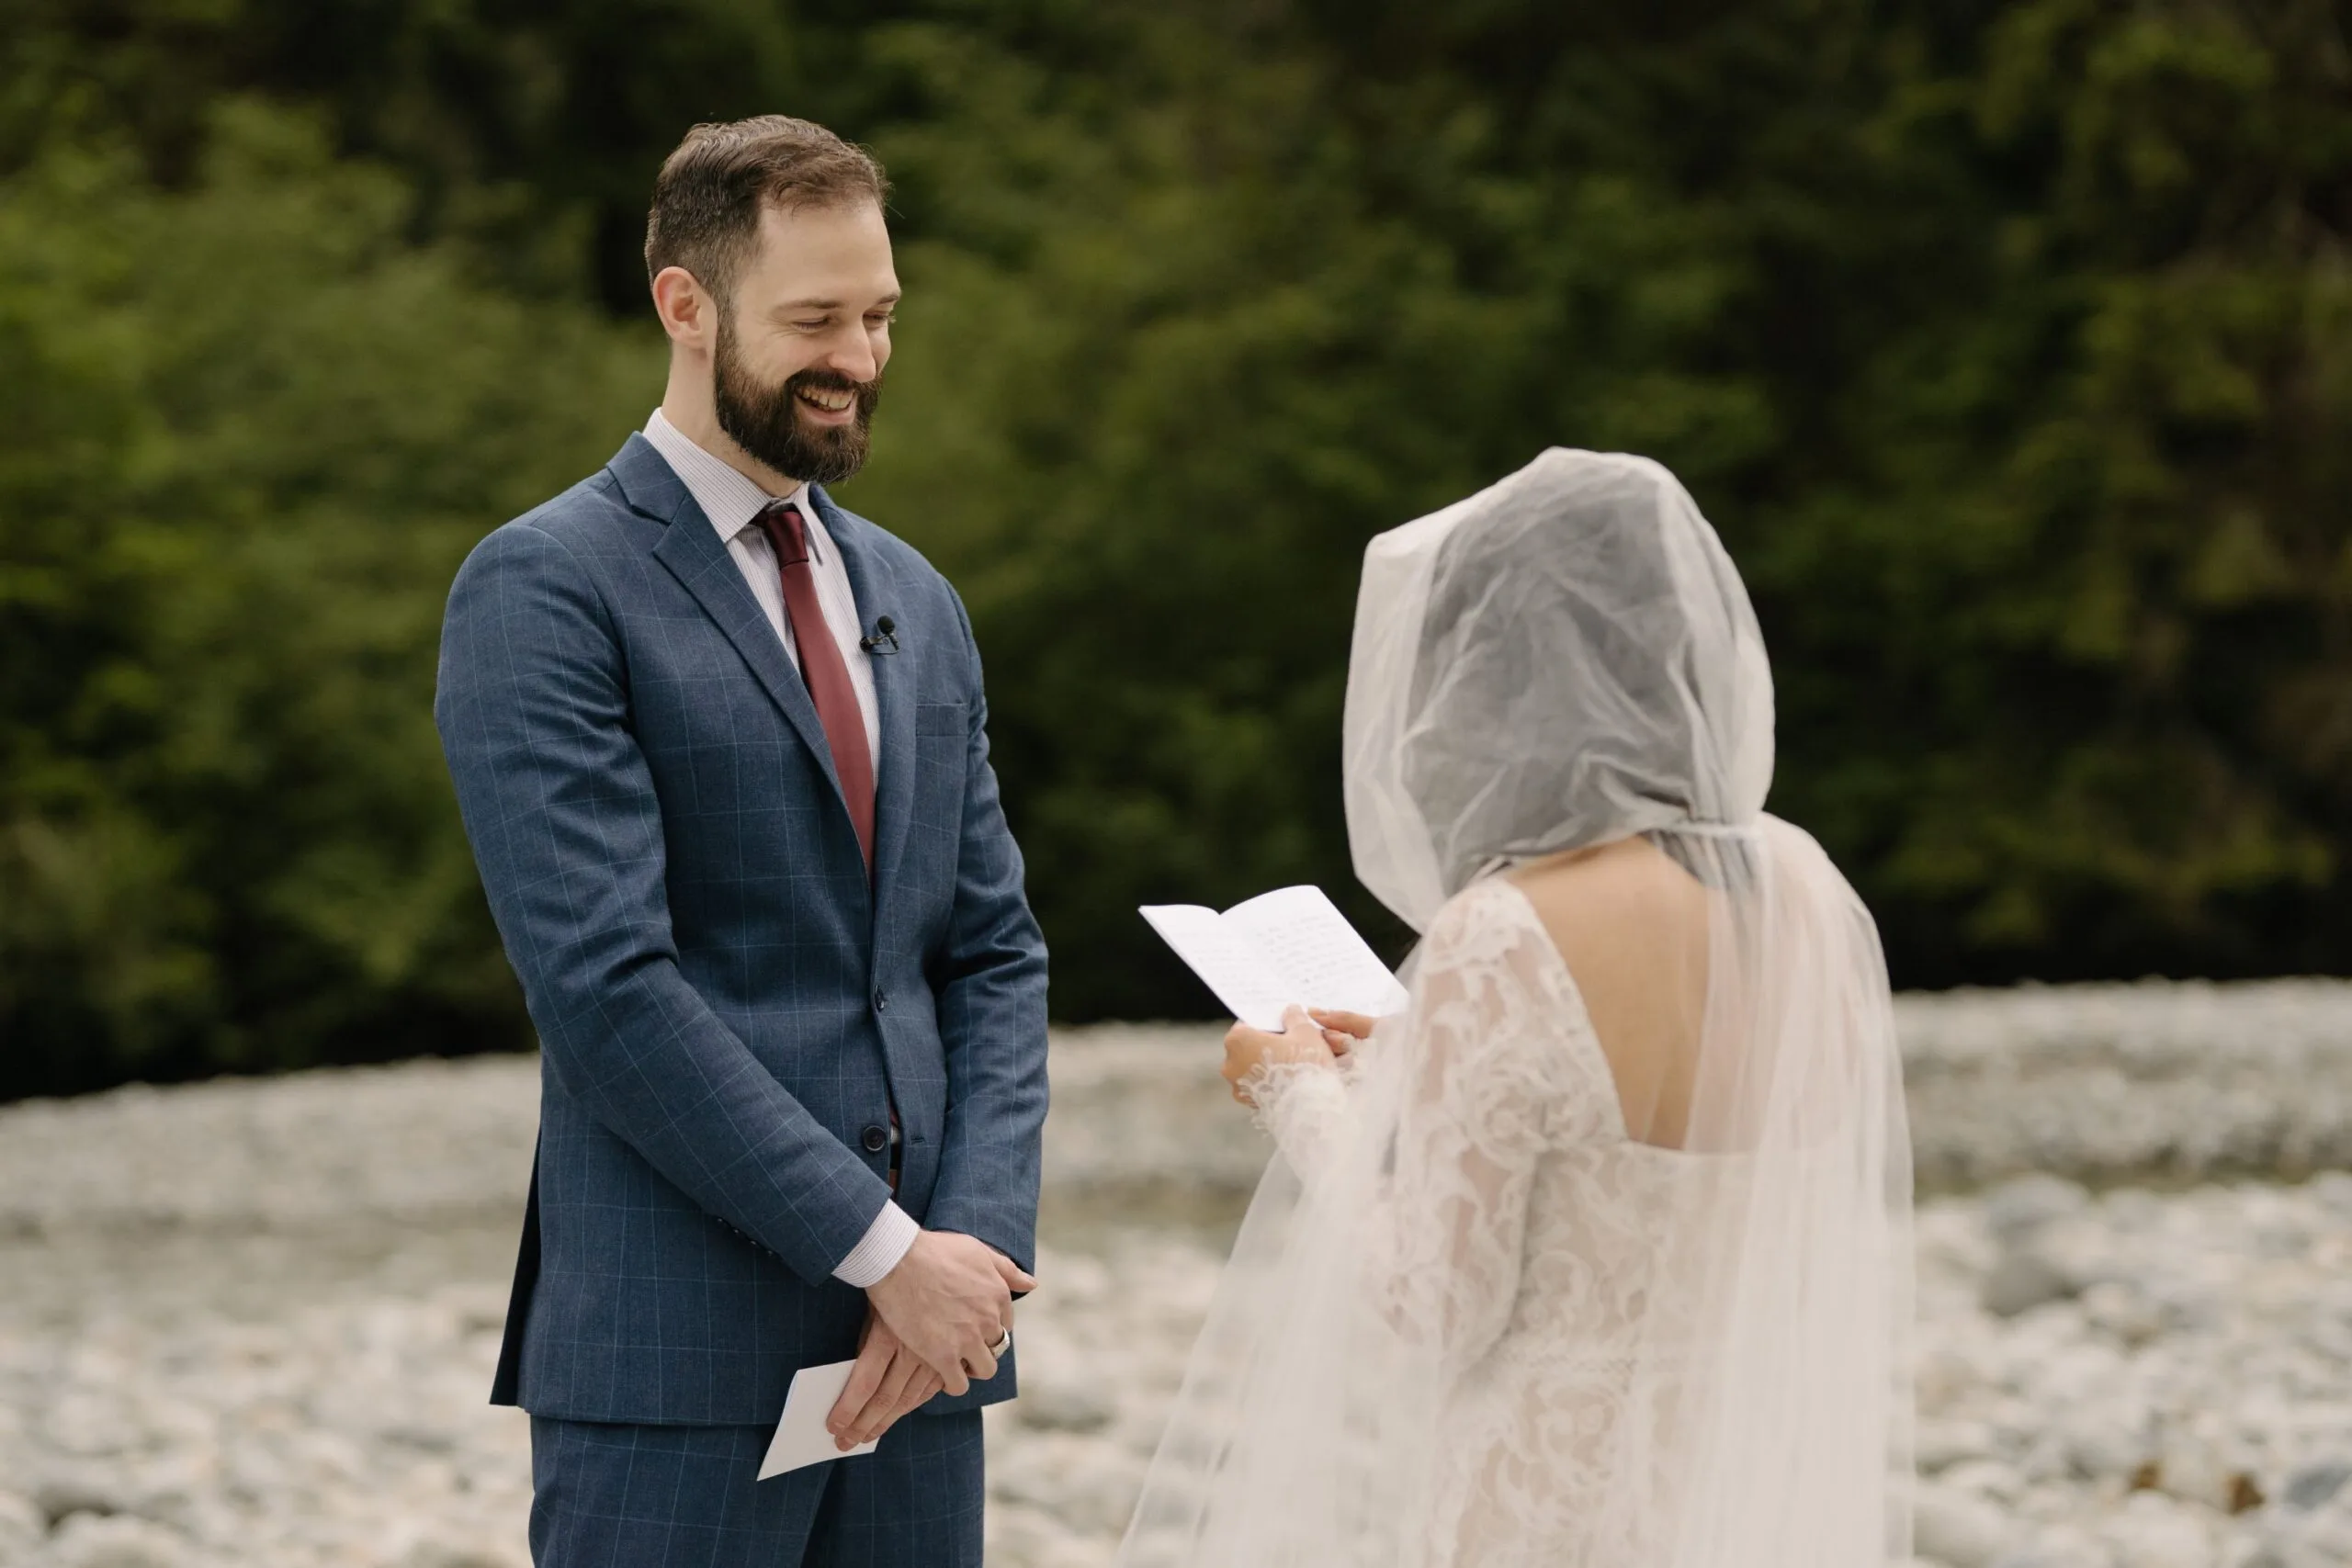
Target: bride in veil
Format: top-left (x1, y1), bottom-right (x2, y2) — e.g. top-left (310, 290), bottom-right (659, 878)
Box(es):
top-left (1116, 450), bottom-right (1915, 1568)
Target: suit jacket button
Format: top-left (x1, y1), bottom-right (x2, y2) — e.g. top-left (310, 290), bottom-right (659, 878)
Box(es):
top-left (862, 1124), bottom-right (889, 1154)
top-left (873, 988), bottom-right (888, 1012)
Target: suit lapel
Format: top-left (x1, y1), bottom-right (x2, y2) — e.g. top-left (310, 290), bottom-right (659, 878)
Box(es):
top-left (811, 485), bottom-right (919, 923)
top-left (614, 435), bottom-right (851, 814)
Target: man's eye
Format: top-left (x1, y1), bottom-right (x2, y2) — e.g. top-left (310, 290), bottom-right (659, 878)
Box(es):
top-left (867, 313), bottom-right (896, 328)
top-left (795, 319), bottom-right (830, 331)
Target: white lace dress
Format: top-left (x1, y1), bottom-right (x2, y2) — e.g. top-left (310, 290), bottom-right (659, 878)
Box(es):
top-left (1250, 879), bottom-right (1732, 1568)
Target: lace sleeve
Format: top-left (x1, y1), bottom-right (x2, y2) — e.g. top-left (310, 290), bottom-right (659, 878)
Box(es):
top-left (1249, 1060), bottom-right (1356, 1179)
top-left (1367, 886), bottom-right (1587, 1373)
top-left (1241, 886), bottom-right (1585, 1373)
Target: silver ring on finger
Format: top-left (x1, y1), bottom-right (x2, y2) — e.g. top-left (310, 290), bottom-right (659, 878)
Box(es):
top-left (987, 1328), bottom-right (1012, 1358)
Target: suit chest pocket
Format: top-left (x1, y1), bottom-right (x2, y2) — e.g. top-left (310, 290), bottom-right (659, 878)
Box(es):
top-left (909, 703), bottom-right (967, 824)
top-left (914, 703), bottom-right (967, 763)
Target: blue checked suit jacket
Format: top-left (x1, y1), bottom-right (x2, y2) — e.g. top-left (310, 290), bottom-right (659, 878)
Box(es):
top-left (435, 434), bottom-right (1048, 1427)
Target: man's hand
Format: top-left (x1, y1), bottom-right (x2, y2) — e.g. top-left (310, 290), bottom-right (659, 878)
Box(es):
top-left (828, 1310), bottom-right (946, 1450)
top-left (865, 1229), bottom-right (1035, 1396)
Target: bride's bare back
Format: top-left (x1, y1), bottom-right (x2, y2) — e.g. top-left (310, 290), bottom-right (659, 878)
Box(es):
top-left (1508, 835), bottom-right (1711, 1151)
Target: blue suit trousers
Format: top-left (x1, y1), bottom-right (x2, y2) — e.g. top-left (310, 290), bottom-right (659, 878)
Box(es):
top-left (528, 1412), bottom-right (984, 1567)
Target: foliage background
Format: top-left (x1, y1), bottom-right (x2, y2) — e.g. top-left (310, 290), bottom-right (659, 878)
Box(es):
top-left (4, 1), bottom-right (2348, 1098)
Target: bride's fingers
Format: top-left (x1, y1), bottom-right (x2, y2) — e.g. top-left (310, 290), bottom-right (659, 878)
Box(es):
top-left (1308, 1008), bottom-right (1376, 1040)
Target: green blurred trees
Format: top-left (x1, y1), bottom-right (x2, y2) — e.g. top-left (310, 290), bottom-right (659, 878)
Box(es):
top-left (3, 1), bottom-right (2347, 1090)
top-left (0, 105), bottom-right (658, 1094)
top-left (855, 1), bottom-right (2352, 1004)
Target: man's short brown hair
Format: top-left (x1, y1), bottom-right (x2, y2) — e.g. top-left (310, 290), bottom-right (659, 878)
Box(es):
top-left (643, 116), bottom-right (890, 303)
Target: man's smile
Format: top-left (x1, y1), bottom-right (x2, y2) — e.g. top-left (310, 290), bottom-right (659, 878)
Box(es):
top-left (796, 384), bottom-right (858, 423)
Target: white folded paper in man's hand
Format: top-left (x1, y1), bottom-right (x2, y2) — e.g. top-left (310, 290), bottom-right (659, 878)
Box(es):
top-left (1140, 885), bottom-right (1410, 1031)
top-left (759, 1359), bottom-right (877, 1480)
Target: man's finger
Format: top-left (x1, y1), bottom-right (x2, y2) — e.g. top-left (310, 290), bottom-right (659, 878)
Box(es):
top-left (957, 1344), bottom-right (1000, 1384)
top-left (842, 1348), bottom-right (919, 1447)
top-left (908, 1368), bottom-right (945, 1409)
top-left (847, 1350), bottom-right (923, 1447)
top-left (829, 1327), bottom-right (896, 1435)
top-left (856, 1367), bottom-right (945, 1453)
top-left (891, 1370), bottom-right (944, 1423)
top-left (991, 1254), bottom-right (1037, 1293)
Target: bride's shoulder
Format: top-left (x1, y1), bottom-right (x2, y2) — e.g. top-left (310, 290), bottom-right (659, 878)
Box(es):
top-left (1412, 880), bottom-right (1579, 1005)
top-left (1409, 877), bottom-right (1621, 1118)
top-left (1419, 839), bottom-right (1706, 998)
top-left (1508, 838), bottom-right (1708, 941)
top-left (1420, 876), bottom-right (1546, 953)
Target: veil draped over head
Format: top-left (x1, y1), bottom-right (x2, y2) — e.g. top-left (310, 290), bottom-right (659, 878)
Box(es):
top-left (1119, 451), bottom-right (1913, 1568)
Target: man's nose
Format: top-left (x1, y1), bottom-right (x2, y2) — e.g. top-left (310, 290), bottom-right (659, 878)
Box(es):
top-left (820, 332), bottom-right (879, 385)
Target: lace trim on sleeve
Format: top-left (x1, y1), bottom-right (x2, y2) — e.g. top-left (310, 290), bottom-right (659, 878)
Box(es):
top-left (1245, 1060), bottom-right (1355, 1179)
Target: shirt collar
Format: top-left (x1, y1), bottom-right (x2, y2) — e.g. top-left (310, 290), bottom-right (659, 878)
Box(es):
top-left (642, 407), bottom-right (825, 564)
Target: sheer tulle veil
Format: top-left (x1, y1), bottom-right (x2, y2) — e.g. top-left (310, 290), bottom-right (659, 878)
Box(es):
top-left (1116, 450), bottom-right (1914, 1568)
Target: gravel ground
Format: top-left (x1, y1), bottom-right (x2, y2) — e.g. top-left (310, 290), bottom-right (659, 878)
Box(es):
top-left (5, 982), bottom-right (2352, 1568)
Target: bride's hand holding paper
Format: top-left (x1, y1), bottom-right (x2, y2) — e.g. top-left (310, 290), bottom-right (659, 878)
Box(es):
top-left (1220, 1006), bottom-right (1340, 1107)
top-left (1137, 884), bottom-right (1404, 1105)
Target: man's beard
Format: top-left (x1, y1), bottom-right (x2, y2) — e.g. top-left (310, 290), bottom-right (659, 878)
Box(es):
top-left (712, 314), bottom-right (883, 487)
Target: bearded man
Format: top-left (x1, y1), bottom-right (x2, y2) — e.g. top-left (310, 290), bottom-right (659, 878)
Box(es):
top-left (435, 116), bottom-right (1047, 1567)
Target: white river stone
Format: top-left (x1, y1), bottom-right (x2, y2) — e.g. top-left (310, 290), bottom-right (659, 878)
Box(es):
top-left (4, 980), bottom-right (2352, 1566)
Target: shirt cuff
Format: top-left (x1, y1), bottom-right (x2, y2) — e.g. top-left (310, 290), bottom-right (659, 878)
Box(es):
top-left (832, 1201), bottom-right (921, 1288)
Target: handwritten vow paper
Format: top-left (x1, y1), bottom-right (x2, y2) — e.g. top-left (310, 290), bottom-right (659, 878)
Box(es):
top-left (1140, 885), bottom-right (1409, 1030)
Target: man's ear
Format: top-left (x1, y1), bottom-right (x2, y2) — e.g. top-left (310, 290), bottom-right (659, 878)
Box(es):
top-left (650, 265), bottom-right (714, 350)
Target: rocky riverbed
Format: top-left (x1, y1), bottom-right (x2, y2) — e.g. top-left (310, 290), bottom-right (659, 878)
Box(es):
top-left (6, 982), bottom-right (2352, 1568)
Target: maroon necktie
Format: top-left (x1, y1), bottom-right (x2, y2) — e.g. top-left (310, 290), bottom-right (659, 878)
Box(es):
top-left (756, 501), bottom-right (876, 871)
